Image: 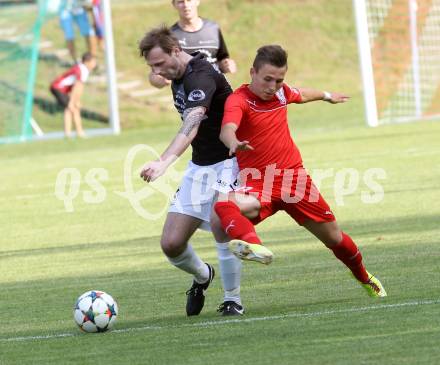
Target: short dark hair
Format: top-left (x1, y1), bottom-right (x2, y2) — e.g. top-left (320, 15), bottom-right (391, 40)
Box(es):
top-left (81, 52), bottom-right (94, 63)
top-left (252, 45), bottom-right (288, 71)
top-left (139, 24), bottom-right (181, 59)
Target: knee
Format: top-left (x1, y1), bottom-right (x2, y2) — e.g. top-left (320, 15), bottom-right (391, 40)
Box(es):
top-left (160, 234), bottom-right (185, 257)
top-left (323, 229), bottom-right (343, 248)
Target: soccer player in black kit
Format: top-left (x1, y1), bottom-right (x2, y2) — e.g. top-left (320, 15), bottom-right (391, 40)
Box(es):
top-left (139, 25), bottom-right (244, 316)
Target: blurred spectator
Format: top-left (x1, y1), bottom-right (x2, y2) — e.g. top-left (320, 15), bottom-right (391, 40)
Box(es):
top-left (50, 52), bottom-right (97, 138)
top-left (59, 0), bottom-right (96, 63)
top-left (149, 0), bottom-right (236, 88)
top-left (90, 0), bottom-right (105, 53)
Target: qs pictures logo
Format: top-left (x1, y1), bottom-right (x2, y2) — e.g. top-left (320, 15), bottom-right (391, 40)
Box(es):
top-left (54, 144), bottom-right (182, 220)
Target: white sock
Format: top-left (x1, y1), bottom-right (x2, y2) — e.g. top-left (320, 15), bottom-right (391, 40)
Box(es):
top-left (168, 244), bottom-right (209, 284)
top-left (216, 242), bottom-right (242, 305)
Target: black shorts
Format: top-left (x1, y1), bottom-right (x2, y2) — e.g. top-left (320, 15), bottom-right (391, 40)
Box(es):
top-left (50, 86), bottom-right (69, 108)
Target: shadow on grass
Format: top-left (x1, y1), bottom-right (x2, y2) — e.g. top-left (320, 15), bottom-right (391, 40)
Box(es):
top-left (0, 226), bottom-right (438, 341)
top-left (265, 212), bottom-right (440, 246)
top-left (1, 212), bottom-right (439, 260)
top-left (0, 235), bottom-right (162, 259)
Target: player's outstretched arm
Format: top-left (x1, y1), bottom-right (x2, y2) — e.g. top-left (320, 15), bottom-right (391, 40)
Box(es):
top-left (220, 122), bottom-right (254, 156)
top-left (298, 87), bottom-right (350, 104)
top-left (140, 106), bottom-right (206, 182)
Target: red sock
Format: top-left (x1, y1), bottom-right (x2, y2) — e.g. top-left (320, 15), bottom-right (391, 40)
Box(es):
top-left (330, 232), bottom-right (369, 283)
top-left (214, 201), bottom-right (261, 244)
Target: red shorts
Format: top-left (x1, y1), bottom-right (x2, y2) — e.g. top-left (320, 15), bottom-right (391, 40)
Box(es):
top-left (236, 169), bottom-right (335, 226)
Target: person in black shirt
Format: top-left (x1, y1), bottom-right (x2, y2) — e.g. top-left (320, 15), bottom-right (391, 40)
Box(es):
top-left (149, 0), bottom-right (236, 88)
top-left (139, 25), bottom-right (244, 316)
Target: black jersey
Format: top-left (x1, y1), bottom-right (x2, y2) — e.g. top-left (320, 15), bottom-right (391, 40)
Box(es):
top-left (171, 53), bottom-right (232, 166)
top-left (171, 19), bottom-right (230, 67)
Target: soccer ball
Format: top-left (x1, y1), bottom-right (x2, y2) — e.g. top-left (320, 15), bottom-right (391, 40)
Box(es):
top-left (73, 290), bottom-right (118, 333)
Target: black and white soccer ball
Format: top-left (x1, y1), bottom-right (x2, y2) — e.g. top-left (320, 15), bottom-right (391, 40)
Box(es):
top-left (74, 290), bottom-right (118, 333)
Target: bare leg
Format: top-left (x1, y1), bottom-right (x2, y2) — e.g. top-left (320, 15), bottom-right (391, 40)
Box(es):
top-left (71, 107), bottom-right (85, 137)
top-left (64, 108), bottom-right (73, 137)
top-left (98, 37), bottom-right (105, 52)
top-left (160, 212), bottom-right (216, 315)
top-left (211, 209), bottom-right (229, 243)
top-left (161, 212), bottom-right (208, 280)
top-left (86, 35), bottom-right (97, 57)
top-left (303, 219), bottom-right (372, 283)
top-left (66, 40), bottom-right (76, 62)
top-left (302, 220), bottom-right (342, 247)
top-left (160, 212), bottom-right (202, 257)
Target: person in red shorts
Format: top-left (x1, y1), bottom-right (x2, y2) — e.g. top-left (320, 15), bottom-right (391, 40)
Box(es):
top-left (211, 45), bottom-right (387, 304)
top-left (50, 52), bottom-right (96, 138)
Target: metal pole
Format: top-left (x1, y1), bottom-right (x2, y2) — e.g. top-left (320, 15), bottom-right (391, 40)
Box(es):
top-left (353, 0), bottom-right (379, 127)
top-left (22, 0), bottom-right (47, 140)
top-left (102, 0), bottom-right (120, 134)
top-left (409, 0), bottom-right (422, 118)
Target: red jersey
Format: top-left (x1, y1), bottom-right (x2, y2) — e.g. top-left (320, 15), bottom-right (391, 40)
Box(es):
top-left (51, 63), bottom-right (89, 94)
top-left (222, 83), bottom-right (303, 174)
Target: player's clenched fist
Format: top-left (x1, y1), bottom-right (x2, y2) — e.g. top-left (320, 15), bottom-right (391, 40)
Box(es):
top-left (140, 160), bottom-right (167, 182)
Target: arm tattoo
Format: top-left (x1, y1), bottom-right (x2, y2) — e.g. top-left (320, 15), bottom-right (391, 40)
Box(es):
top-left (179, 107), bottom-right (207, 136)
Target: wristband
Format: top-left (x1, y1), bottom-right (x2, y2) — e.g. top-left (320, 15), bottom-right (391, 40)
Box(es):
top-left (323, 91), bottom-right (332, 101)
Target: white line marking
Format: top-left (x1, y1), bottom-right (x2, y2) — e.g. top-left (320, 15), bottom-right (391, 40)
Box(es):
top-left (1, 299), bottom-right (438, 343)
top-left (1, 333), bottom-right (76, 342)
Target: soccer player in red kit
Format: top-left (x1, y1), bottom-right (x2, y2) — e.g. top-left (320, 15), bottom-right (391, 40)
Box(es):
top-left (211, 45), bottom-right (387, 299)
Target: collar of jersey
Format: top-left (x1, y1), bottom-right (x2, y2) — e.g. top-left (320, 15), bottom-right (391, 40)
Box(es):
top-left (174, 53), bottom-right (206, 83)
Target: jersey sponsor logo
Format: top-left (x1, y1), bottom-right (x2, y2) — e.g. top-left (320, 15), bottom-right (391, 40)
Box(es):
top-left (190, 49), bottom-right (215, 63)
top-left (216, 179), bottom-right (228, 187)
top-left (225, 220), bottom-right (235, 234)
top-left (173, 86), bottom-right (186, 115)
top-left (290, 87), bottom-right (301, 97)
top-left (199, 40), bottom-right (216, 44)
top-left (188, 89), bottom-right (206, 102)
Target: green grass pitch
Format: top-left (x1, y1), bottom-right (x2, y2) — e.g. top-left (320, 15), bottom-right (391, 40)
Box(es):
top-left (1, 0), bottom-right (440, 363)
top-left (1, 119), bottom-right (440, 364)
